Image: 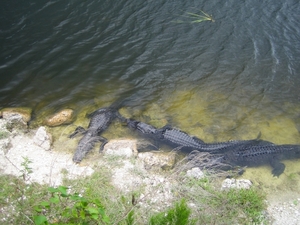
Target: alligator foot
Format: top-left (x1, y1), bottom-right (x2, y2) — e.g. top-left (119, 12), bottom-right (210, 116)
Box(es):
top-left (270, 160), bottom-right (285, 177)
top-left (69, 126), bottom-right (86, 138)
top-left (99, 139), bottom-right (108, 152)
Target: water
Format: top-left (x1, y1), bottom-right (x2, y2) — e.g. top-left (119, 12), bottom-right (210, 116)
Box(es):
top-left (1, 0), bottom-right (300, 139)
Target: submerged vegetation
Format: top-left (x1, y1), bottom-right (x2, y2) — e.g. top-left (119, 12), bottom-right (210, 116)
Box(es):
top-left (174, 9), bottom-right (215, 24)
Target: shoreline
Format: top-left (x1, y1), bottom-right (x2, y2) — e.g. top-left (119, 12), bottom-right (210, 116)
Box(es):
top-left (1, 110), bottom-right (300, 224)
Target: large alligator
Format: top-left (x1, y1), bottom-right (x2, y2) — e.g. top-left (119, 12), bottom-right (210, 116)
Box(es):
top-left (70, 107), bottom-right (123, 163)
top-left (126, 120), bottom-right (263, 153)
top-left (220, 143), bottom-right (300, 177)
top-left (156, 125), bottom-right (268, 153)
top-left (126, 119), bottom-right (300, 176)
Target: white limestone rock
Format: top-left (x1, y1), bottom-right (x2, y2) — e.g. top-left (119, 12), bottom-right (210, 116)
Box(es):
top-left (186, 167), bottom-right (205, 179)
top-left (103, 139), bottom-right (138, 158)
top-left (138, 151), bottom-right (177, 170)
top-left (221, 178), bottom-right (252, 190)
top-left (33, 126), bottom-right (52, 151)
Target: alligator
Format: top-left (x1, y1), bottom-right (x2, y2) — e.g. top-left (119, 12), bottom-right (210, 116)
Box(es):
top-left (219, 143), bottom-right (300, 177)
top-left (69, 107), bottom-right (123, 163)
top-left (126, 121), bottom-right (264, 153)
top-left (124, 116), bottom-right (300, 176)
top-left (155, 125), bottom-right (205, 151)
top-left (126, 119), bottom-right (158, 136)
top-left (125, 119), bottom-right (206, 150)
top-left (155, 125), bottom-right (271, 153)
top-left (125, 118), bottom-right (161, 151)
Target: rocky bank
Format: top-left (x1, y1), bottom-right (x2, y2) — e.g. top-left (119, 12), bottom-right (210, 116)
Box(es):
top-left (0, 108), bottom-right (300, 224)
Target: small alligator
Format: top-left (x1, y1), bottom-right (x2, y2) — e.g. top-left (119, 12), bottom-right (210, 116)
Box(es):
top-left (125, 120), bottom-right (205, 150)
top-left (126, 119), bottom-right (157, 138)
top-left (125, 118), bottom-right (160, 151)
top-left (70, 107), bottom-right (123, 163)
top-left (126, 119), bottom-right (158, 136)
top-left (220, 143), bottom-right (300, 177)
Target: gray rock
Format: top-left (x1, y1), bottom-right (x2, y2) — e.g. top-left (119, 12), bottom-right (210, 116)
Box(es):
top-left (186, 167), bottom-right (205, 179)
top-left (138, 151), bottom-right (177, 170)
top-left (33, 126), bottom-right (52, 151)
top-left (0, 119), bottom-right (12, 154)
top-left (136, 139), bottom-right (158, 152)
top-left (221, 178), bottom-right (252, 190)
top-left (0, 138), bottom-right (12, 155)
top-left (103, 139), bottom-right (138, 158)
top-left (4, 114), bottom-right (28, 131)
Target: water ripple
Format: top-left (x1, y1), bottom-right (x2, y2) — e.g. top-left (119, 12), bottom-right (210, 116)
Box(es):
top-left (0, 0), bottom-right (300, 114)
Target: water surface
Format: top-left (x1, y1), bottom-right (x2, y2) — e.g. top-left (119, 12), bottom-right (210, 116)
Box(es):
top-left (1, 0), bottom-right (300, 142)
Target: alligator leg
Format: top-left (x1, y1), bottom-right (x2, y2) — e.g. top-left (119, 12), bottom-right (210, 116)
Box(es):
top-left (99, 138), bottom-right (108, 152)
top-left (115, 111), bottom-right (127, 123)
top-left (85, 136), bottom-right (108, 152)
top-left (94, 136), bottom-right (108, 152)
top-left (69, 126), bottom-right (86, 138)
top-left (270, 159), bottom-right (285, 177)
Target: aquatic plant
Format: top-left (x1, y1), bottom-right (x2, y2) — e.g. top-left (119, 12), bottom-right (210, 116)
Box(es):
top-left (174, 10), bottom-right (215, 24)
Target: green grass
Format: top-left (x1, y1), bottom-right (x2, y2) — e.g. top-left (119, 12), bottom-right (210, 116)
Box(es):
top-left (149, 199), bottom-right (196, 225)
top-left (0, 130), bottom-right (9, 139)
top-left (175, 175), bottom-right (267, 224)
top-left (0, 174), bottom-right (267, 225)
top-left (33, 186), bottom-right (109, 224)
top-left (0, 175), bottom-right (49, 224)
top-left (0, 157), bottom-right (267, 225)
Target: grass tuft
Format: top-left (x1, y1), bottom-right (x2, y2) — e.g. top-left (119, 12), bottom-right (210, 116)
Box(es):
top-left (0, 130), bottom-right (9, 139)
top-left (149, 199), bottom-right (196, 225)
